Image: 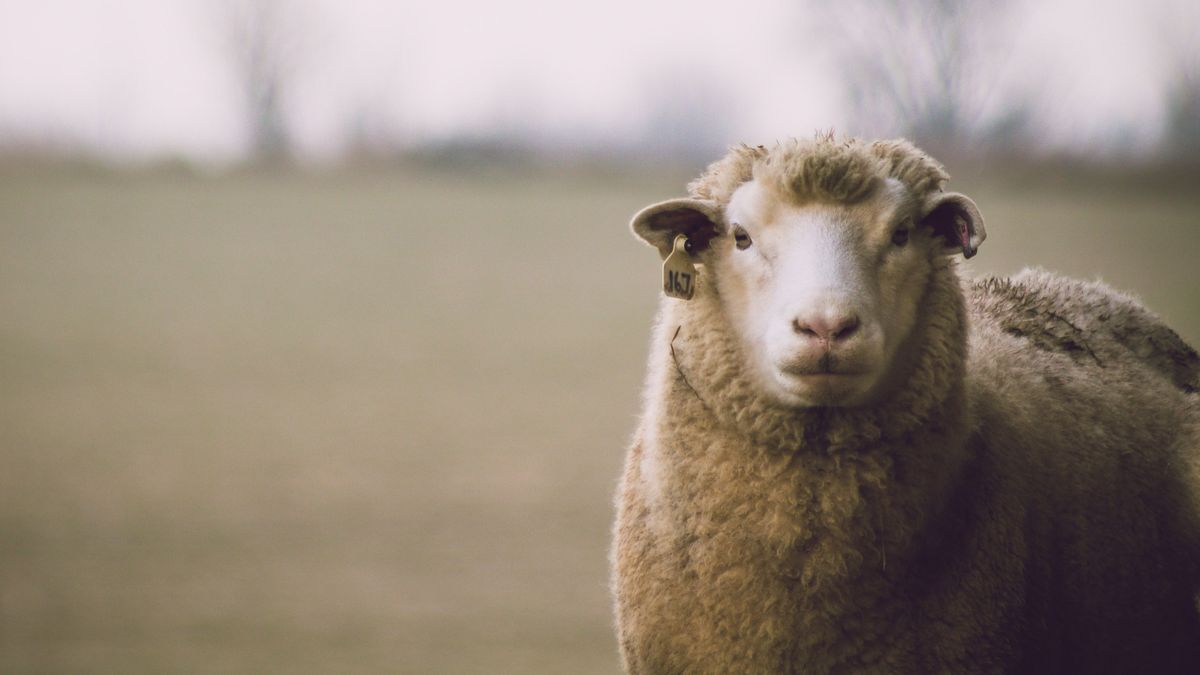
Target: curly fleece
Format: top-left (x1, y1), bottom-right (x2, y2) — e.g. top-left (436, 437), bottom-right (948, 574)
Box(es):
top-left (611, 140), bottom-right (1200, 674)
top-left (687, 134), bottom-right (949, 207)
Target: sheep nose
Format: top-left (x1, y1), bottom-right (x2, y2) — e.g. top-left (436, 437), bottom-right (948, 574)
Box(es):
top-left (793, 313), bottom-right (860, 343)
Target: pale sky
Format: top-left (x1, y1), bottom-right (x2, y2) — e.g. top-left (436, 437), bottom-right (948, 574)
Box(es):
top-left (0, 0), bottom-right (1192, 163)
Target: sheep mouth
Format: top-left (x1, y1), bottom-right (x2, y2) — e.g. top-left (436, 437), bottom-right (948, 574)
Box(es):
top-left (777, 356), bottom-right (868, 378)
top-left (765, 349), bottom-right (882, 406)
top-left (771, 363), bottom-right (876, 407)
top-left (776, 371), bottom-right (871, 394)
top-left (768, 367), bottom-right (873, 403)
top-left (778, 367), bottom-right (867, 378)
top-left (775, 364), bottom-right (870, 383)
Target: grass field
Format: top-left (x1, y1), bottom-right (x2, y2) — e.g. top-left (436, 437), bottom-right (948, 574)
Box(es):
top-left (1, 161), bottom-right (1197, 674)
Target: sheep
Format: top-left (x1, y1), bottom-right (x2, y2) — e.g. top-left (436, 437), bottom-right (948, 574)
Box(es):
top-left (610, 135), bottom-right (1200, 674)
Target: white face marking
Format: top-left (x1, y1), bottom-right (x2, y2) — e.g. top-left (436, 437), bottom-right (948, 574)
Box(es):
top-left (712, 179), bottom-right (932, 407)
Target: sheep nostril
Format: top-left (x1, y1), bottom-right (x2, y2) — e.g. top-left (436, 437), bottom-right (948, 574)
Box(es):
top-left (792, 318), bottom-right (818, 337)
top-left (833, 316), bottom-right (860, 341)
top-left (793, 315), bottom-right (860, 342)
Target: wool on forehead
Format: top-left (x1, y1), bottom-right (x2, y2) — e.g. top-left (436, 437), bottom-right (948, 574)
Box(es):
top-left (687, 133), bottom-right (950, 208)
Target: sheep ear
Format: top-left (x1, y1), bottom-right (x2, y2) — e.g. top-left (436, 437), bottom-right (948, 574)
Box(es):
top-left (921, 192), bottom-right (986, 259)
top-left (631, 198), bottom-right (723, 259)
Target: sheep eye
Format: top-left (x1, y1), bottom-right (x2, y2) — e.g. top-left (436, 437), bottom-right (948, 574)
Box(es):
top-left (891, 226), bottom-right (910, 247)
top-left (733, 225), bottom-right (752, 250)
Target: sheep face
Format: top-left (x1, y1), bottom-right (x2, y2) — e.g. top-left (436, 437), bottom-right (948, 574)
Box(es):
top-left (634, 178), bottom-right (983, 409)
top-left (718, 178), bottom-right (927, 407)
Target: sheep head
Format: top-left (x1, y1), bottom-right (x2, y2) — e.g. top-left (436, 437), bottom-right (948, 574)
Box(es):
top-left (632, 137), bottom-right (985, 408)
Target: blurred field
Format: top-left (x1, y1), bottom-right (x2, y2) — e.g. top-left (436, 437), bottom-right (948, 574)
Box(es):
top-left (1, 162), bottom-right (1197, 674)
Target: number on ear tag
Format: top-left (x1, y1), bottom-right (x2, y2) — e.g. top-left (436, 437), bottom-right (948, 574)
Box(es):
top-left (662, 234), bottom-right (696, 300)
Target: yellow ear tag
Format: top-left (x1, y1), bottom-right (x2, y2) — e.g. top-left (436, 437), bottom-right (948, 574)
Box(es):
top-left (662, 234), bottom-right (696, 300)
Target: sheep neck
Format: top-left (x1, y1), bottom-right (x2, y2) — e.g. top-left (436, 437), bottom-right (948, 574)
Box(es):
top-left (645, 262), bottom-right (974, 658)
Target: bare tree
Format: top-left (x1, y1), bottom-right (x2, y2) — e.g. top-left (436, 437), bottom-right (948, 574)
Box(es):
top-left (811, 0), bottom-right (1032, 155)
top-left (343, 104), bottom-right (400, 162)
top-left (1163, 72), bottom-right (1200, 162)
top-left (1157, 0), bottom-right (1200, 163)
top-left (221, 0), bottom-right (306, 161)
top-left (635, 68), bottom-right (736, 164)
